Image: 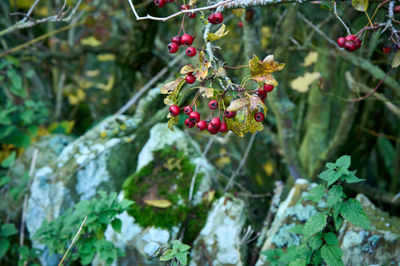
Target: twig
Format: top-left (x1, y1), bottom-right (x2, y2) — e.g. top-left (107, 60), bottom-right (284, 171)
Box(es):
top-left (298, 12), bottom-right (337, 46)
top-left (58, 216), bottom-right (88, 266)
top-left (19, 149), bottom-right (39, 262)
top-left (116, 52), bottom-right (185, 115)
top-left (333, 2), bottom-right (351, 35)
top-left (224, 132), bottom-right (256, 192)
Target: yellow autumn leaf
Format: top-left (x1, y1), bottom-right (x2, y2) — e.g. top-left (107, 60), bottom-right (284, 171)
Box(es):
top-left (195, 61), bottom-right (211, 80)
top-left (263, 161), bottom-right (274, 176)
top-left (352, 0), bottom-right (369, 11)
top-left (226, 97), bottom-right (249, 112)
top-left (232, 9), bottom-right (245, 17)
top-left (207, 24), bottom-right (230, 42)
top-left (180, 65), bottom-right (197, 74)
top-left (68, 94), bottom-right (79, 105)
top-left (249, 55), bottom-right (285, 76)
top-left (199, 87), bottom-right (214, 98)
top-left (202, 190), bottom-right (215, 204)
top-left (188, 0), bottom-right (198, 6)
top-left (302, 52), bottom-right (318, 67)
top-left (77, 89), bottom-right (86, 101)
top-left (100, 131), bottom-right (107, 138)
top-left (161, 78), bottom-right (185, 94)
top-left (81, 36), bottom-right (102, 47)
top-left (86, 70), bottom-right (100, 77)
top-left (212, 67), bottom-right (227, 78)
top-left (392, 51), bottom-right (400, 68)
top-left (97, 54), bottom-right (115, 61)
top-left (291, 72), bottom-right (321, 93)
top-left (168, 116), bottom-right (179, 130)
top-left (97, 75), bottom-right (115, 91)
top-left (247, 94), bottom-right (268, 112)
top-left (144, 199), bottom-right (172, 208)
top-left (251, 74), bottom-right (278, 86)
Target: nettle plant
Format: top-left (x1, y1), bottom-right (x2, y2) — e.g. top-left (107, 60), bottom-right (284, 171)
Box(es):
top-left (261, 155), bottom-right (370, 266)
top-left (158, 240), bottom-right (191, 266)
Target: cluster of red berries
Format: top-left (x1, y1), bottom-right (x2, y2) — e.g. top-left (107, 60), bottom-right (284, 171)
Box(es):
top-left (168, 33), bottom-right (197, 57)
top-left (337, 34), bottom-right (362, 52)
top-left (154, 0), bottom-right (174, 8)
top-left (207, 12), bottom-right (224, 25)
top-left (257, 84), bottom-right (274, 102)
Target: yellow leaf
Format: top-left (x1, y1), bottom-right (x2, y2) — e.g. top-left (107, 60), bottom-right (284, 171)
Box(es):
top-left (212, 67), bottom-right (227, 78)
top-left (180, 65), bottom-right (197, 74)
top-left (247, 94), bottom-right (268, 113)
top-left (119, 124), bottom-right (127, 131)
top-left (195, 61), bottom-right (211, 80)
top-left (144, 199), bottom-right (172, 208)
top-left (302, 52), bottom-right (318, 67)
top-left (251, 74), bottom-right (278, 86)
top-left (77, 89), bottom-right (86, 101)
top-left (167, 116), bottom-right (179, 130)
top-left (97, 54), bottom-right (115, 61)
top-left (263, 161), bottom-right (274, 176)
top-left (215, 156), bottom-right (231, 168)
top-left (207, 24), bottom-right (230, 42)
top-left (291, 72), bottom-right (321, 93)
top-left (86, 70), bottom-right (100, 77)
top-left (68, 94), bottom-right (79, 105)
top-left (161, 78), bottom-right (185, 94)
top-left (97, 75), bottom-right (115, 91)
top-left (225, 108), bottom-right (264, 137)
top-left (199, 87), bottom-right (214, 98)
top-left (352, 0), bottom-right (369, 11)
top-left (202, 190), bottom-right (215, 203)
top-left (231, 9), bottom-right (245, 17)
top-left (249, 55), bottom-right (285, 76)
top-left (188, 0), bottom-right (198, 6)
top-left (392, 51), bottom-right (400, 68)
top-left (81, 36), bottom-right (102, 47)
top-left (226, 97), bottom-right (249, 112)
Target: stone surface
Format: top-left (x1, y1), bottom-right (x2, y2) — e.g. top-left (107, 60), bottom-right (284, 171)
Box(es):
top-left (189, 195), bottom-right (247, 266)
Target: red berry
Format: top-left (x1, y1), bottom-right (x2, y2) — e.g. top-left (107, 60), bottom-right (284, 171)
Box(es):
top-left (171, 36), bottom-right (181, 45)
top-left (180, 4), bottom-right (189, 10)
top-left (185, 118), bottom-right (195, 128)
top-left (186, 74), bottom-right (196, 84)
top-left (180, 34), bottom-right (193, 46)
top-left (210, 117), bottom-right (221, 129)
top-left (207, 123), bottom-right (218, 134)
top-left (263, 84), bottom-right (274, 92)
top-left (258, 89), bottom-right (267, 99)
top-left (345, 35), bottom-right (356, 42)
top-left (383, 46), bottom-right (391, 54)
top-left (154, 0), bottom-right (166, 7)
top-left (208, 13), bottom-right (215, 24)
top-left (188, 12), bottom-right (196, 18)
top-left (168, 42), bottom-right (179, 53)
top-left (189, 111), bottom-right (200, 123)
top-left (169, 105), bottom-right (180, 116)
top-left (183, 105), bottom-right (193, 115)
top-left (219, 122), bottom-right (227, 133)
top-left (254, 112), bottom-right (264, 122)
top-left (213, 12), bottom-right (223, 24)
top-left (238, 21), bottom-right (243, 28)
top-left (354, 38), bottom-right (362, 49)
top-left (344, 41), bottom-right (356, 52)
top-left (224, 110), bottom-right (236, 118)
top-left (395, 5), bottom-right (400, 12)
top-left (196, 120), bottom-right (207, 131)
top-left (208, 100), bottom-right (218, 110)
top-left (186, 47), bottom-right (197, 57)
top-left (166, 0), bottom-right (174, 2)
top-left (337, 37), bottom-right (345, 48)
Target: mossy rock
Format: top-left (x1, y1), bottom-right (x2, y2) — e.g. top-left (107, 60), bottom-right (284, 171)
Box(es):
top-left (123, 146), bottom-right (211, 242)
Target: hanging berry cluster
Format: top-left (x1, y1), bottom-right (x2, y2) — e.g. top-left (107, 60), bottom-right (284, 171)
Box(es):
top-left (157, 2), bottom-right (285, 137)
top-left (337, 34), bottom-right (362, 52)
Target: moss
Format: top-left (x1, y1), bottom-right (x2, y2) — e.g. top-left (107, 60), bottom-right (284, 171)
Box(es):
top-left (123, 146), bottom-right (210, 234)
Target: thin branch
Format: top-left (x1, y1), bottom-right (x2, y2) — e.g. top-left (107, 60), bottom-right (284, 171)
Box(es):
top-left (334, 1), bottom-right (351, 35)
top-left (58, 216), bottom-right (88, 266)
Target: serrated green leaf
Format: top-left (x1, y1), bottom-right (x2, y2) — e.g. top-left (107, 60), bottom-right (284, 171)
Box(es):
top-left (119, 199), bottom-right (134, 210)
top-left (393, 51), bottom-right (400, 68)
top-left (175, 251), bottom-right (188, 265)
top-left (335, 155), bottom-right (351, 169)
top-left (308, 233), bottom-right (323, 250)
top-left (287, 224), bottom-right (304, 234)
top-left (327, 185), bottom-right (345, 207)
top-left (0, 239), bottom-right (10, 259)
top-left (160, 249), bottom-right (175, 261)
top-left (319, 169), bottom-right (341, 187)
top-left (342, 171), bottom-right (364, 184)
top-left (321, 244), bottom-right (344, 266)
top-left (303, 213), bottom-right (327, 237)
top-left (339, 199), bottom-right (370, 229)
top-left (323, 232), bottom-right (339, 246)
top-left (326, 163), bottom-right (336, 169)
top-left (289, 258), bottom-right (306, 266)
top-left (306, 185), bottom-right (325, 202)
top-left (111, 218), bottom-right (122, 233)
top-left (351, 0), bottom-right (369, 11)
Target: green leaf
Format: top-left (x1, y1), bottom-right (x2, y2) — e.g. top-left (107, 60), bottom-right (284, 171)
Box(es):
top-left (0, 239), bottom-right (10, 259)
top-left (335, 155), bottom-right (351, 169)
top-left (0, 176), bottom-right (11, 186)
top-left (111, 218), bottom-right (122, 233)
top-left (327, 185), bottom-right (345, 207)
top-left (319, 169), bottom-right (341, 187)
top-left (160, 249), bottom-right (175, 261)
top-left (392, 50), bottom-right (400, 68)
top-left (175, 251), bottom-right (188, 265)
top-left (7, 68), bottom-right (26, 98)
top-left (1, 223), bottom-right (18, 237)
top-left (206, 24), bottom-right (229, 42)
top-left (1, 151), bottom-right (16, 168)
top-left (351, 0), bottom-right (369, 12)
top-left (326, 163), bottom-right (336, 169)
top-left (287, 224), bottom-right (304, 234)
top-left (303, 213), bottom-right (327, 237)
top-left (339, 199), bottom-right (370, 229)
top-left (321, 244), bottom-right (344, 266)
top-left (308, 233), bottom-right (323, 250)
top-left (342, 171), bottom-right (364, 184)
top-left (306, 185), bottom-right (325, 202)
top-left (289, 258), bottom-right (306, 266)
top-left (323, 232), bottom-right (339, 246)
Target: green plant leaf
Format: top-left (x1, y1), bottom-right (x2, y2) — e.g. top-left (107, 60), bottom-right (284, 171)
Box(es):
top-left (160, 249), bottom-right (175, 261)
top-left (327, 185), bottom-right (345, 207)
top-left (319, 169), bottom-right (341, 187)
top-left (308, 233), bottom-right (323, 250)
top-left (175, 251), bottom-right (188, 265)
top-left (342, 171), bottom-right (364, 184)
top-left (289, 258), bottom-right (307, 266)
top-left (1, 223), bottom-right (18, 237)
top-left (1, 151), bottom-right (16, 168)
top-left (339, 199), bottom-right (370, 229)
top-left (351, 0), bottom-right (369, 11)
top-left (0, 239), bottom-right (10, 259)
top-left (111, 218), bottom-right (122, 233)
top-left (287, 224), bottom-right (304, 234)
top-left (324, 232), bottom-right (339, 246)
top-left (335, 155), bottom-right (351, 169)
top-left (306, 185), bottom-right (325, 202)
top-left (392, 50), bottom-right (400, 68)
top-left (321, 244), bottom-right (344, 266)
top-left (303, 213), bottom-right (327, 237)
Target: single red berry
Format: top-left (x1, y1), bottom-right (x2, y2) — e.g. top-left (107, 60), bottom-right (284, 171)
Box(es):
top-left (180, 34), bottom-right (193, 46)
top-left (238, 21), bottom-right (243, 28)
top-left (383, 46), bottom-right (391, 54)
top-left (189, 111), bottom-right (200, 123)
top-left (197, 120), bottom-right (207, 131)
top-left (188, 12), bottom-right (196, 18)
top-left (254, 112), bottom-right (264, 122)
top-left (224, 110), bottom-right (236, 118)
top-left (207, 123), bottom-right (218, 134)
top-left (169, 105), bottom-right (180, 116)
top-left (154, 0), bottom-right (166, 7)
top-left (168, 42), bottom-right (179, 53)
top-left (186, 47), bottom-right (197, 57)
top-left (180, 4), bottom-right (189, 10)
top-left (208, 13), bottom-right (215, 24)
top-left (171, 36), bottom-right (181, 45)
top-left (344, 41), bottom-right (356, 52)
top-left (263, 84), bottom-right (274, 92)
top-left (210, 117), bottom-right (221, 129)
top-left (208, 100), bottom-right (218, 110)
top-left (186, 74), bottom-right (196, 84)
top-left (258, 89), bottom-right (267, 99)
top-left (394, 5), bottom-right (400, 12)
top-left (354, 38), bottom-right (362, 49)
top-left (345, 35), bottom-right (356, 42)
top-left (185, 118), bottom-right (195, 128)
top-left (183, 105), bottom-right (193, 115)
top-left (213, 12), bottom-right (223, 24)
top-left (337, 37), bottom-right (345, 48)
top-left (219, 122), bottom-right (228, 133)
